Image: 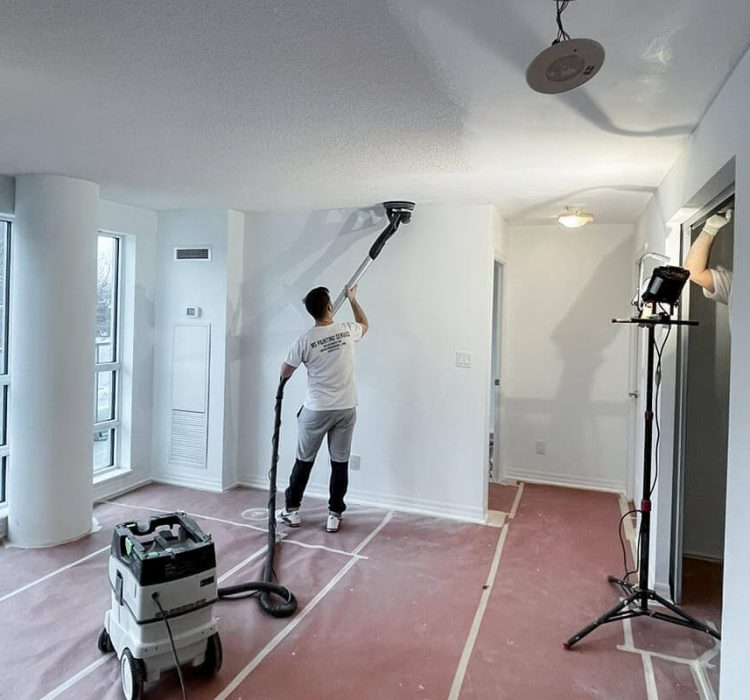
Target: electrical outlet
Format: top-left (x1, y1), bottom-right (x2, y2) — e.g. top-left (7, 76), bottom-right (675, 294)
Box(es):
top-left (350, 454), bottom-right (361, 471)
top-left (456, 351), bottom-right (472, 368)
top-left (535, 441), bottom-right (546, 455)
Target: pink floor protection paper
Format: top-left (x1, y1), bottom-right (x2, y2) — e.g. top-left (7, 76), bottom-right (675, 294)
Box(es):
top-left (0, 482), bottom-right (721, 699)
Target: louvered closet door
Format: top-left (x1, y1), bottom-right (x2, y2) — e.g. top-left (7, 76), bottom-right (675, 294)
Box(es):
top-left (169, 323), bottom-right (210, 468)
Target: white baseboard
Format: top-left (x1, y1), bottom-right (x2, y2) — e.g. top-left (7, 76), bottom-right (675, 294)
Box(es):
top-left (683, 546), bottom-right (724, 563)
top-left (654, 580), bottom-right (672, 602)
top-left (239, 476), bottom-right (485, 524)
top-left (94, 475), bottom-right (152, 503)
top-left (504, 468), bottom-right (625, 495)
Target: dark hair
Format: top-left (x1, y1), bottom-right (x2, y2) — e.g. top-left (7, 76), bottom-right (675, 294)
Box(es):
top-left (303, 287), bottom-right (331, 320)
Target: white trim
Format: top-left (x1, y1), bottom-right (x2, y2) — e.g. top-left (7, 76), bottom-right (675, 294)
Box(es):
top-left (653, 580), bottom-right (673, 601)
top-left (92, 466), bottom-right (133, 486)
top-left (503, 468), bottom-right (625, 494)
top-left (93, 418), bottom-right (120, 432)
top-left (94, 361), bottom-right (121, 373)
top-left (93, 475), bottom-right (151, 502)
top-left (239, 477), bottom-right (484, 523)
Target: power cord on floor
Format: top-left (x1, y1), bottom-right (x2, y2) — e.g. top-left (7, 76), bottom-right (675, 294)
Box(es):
top-left (152, 592), bottom-right (188, 700)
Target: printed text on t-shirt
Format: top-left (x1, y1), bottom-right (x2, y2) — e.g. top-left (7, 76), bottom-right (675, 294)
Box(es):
top-left (310, 330), bottom-right (351, 353)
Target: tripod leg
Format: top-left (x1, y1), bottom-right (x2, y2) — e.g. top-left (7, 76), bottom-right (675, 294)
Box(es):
top-left (564, 592), bottom-right (638, 649)
top-left (650, 591), bottom-right (721, 640)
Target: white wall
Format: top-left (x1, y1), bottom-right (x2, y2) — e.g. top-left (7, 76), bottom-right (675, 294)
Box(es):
top-left (152, 209), bottom-right (243, 492)
top-left (634, 45), bottom-right (750, 698)
top-left (238, 204), bottom-right (496, 521)
top-left (502, 224), bottom-right (634, 492)
top-left (95, 199), bottom-right (158, 500)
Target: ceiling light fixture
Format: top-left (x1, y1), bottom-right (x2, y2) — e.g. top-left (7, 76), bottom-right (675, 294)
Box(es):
top-left (526, 0), bottom-right (605, 94)
top-left (558, 207), bottom-right (594, 228)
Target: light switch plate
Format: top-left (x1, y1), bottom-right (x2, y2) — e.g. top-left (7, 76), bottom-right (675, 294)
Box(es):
top-left (456, 351), bottom-right (472, 368)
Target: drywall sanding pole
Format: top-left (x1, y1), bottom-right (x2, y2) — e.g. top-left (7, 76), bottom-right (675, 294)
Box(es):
top-left (331, 201), bottom-right (415, 315)
top-left (218, 200), bottom-right (414, 619)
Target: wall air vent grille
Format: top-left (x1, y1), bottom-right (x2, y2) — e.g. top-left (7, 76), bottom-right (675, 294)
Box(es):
top-left (169, 409), bottom-right (208, 467)
top-left (174, 247), bottom-right (212, 262)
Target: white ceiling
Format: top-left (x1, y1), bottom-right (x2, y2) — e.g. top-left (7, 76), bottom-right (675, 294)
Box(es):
top-left (1, 0), bottom-right (749, 223)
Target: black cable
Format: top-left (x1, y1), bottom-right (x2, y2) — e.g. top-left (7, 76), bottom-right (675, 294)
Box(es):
top-left (152, 592), bottom-right (188, 700)
top-left (555, 1), bottom-right (572, 43)
top-left (650, 325), bottom-right (672, 496)
top-left (618, 508), bottom-right (640, 581)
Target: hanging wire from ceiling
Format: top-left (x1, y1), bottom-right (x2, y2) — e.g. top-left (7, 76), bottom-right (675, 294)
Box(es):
top-left (555, 0), bottom-right (572, 43)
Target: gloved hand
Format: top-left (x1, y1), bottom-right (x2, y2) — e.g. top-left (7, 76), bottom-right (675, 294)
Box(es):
top-left (702, 210), bottom-right (732, 236)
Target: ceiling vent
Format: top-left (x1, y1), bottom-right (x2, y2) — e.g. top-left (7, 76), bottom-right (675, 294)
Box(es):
top-left (174, 246), bottom-right (212, 262)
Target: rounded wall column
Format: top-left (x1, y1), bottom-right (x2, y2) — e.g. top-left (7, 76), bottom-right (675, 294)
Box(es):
top-left (8, 174), bottom-right (99, 546)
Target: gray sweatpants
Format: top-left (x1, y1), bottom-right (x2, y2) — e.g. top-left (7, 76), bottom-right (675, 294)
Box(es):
top-left (296, 407), bottom-right (357, 462)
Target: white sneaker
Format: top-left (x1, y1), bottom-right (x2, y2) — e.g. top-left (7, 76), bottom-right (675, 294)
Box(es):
top-left (326, 512), bottom-right (342, 533)
top-left (276, 508), bottom-right (301, 527)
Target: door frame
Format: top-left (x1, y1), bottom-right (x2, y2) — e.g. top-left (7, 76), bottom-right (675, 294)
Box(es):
top-left (670, 185), bottom-right (734, 603)
top-left (489, 256), bottom-right (506, 484)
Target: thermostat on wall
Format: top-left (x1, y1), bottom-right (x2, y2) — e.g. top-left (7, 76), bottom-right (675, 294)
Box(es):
top-left (186, 306), bottom-right (202, 318)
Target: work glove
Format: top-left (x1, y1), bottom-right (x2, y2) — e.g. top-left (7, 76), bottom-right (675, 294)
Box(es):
top-left (702, 210), bottom-right (732, 236)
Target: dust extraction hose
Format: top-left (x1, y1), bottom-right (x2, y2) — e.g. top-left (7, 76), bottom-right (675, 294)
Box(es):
top-left (217, 377), bottom-right (297, 617)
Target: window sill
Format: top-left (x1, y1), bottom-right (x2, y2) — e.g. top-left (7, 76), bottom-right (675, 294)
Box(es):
top-left (93, 466), bottom-right (132, 486)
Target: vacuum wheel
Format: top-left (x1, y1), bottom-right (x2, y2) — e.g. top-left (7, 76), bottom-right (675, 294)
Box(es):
top-left (120, 648), bottom-right (145, 700)
top-left (199, 632), bottom-right (223, 676)
top-left (97, 627), bottom-right (114, 653)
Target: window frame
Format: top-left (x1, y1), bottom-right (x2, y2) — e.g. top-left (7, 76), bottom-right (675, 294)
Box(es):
top-left (93, 232), bottom-right (123, 476)
top-left (0, 221), bottom-right (11, 504)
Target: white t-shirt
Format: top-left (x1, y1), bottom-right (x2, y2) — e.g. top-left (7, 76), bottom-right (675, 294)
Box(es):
top-left (704, 266), bottom-right (732, 306)
top-left (285, 322), bottom-right (364, 410)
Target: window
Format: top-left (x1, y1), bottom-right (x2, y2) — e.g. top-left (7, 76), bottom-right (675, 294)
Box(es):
top-left (93, 233), bottom-right (122, 475)
top-left (0, 222), bottom-right (10, 503)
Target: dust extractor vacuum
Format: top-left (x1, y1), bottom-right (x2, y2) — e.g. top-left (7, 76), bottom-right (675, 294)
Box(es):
top-left (98, 201), bottom-right (414, 700)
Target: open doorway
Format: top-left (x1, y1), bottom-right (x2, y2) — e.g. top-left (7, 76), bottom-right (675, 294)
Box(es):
top-left (672, 192), bottom-right (733, 629)
top-left (489, 259), bottom-right (503, 483)
top-left (487, 259), bottom-right (519, 520)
